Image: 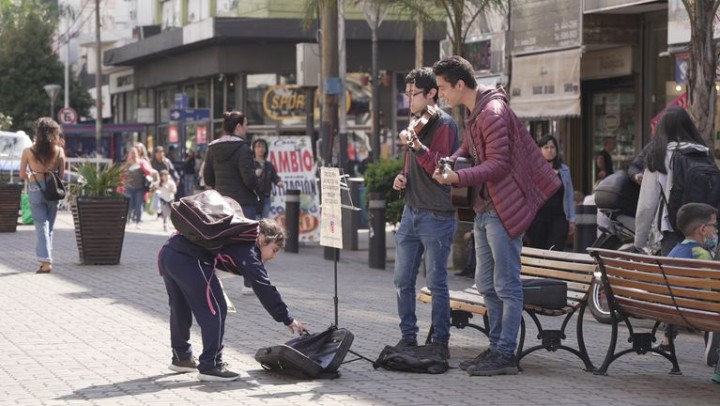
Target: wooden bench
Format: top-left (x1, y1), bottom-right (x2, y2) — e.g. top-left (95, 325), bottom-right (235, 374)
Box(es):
top-left (588, 247), bottom-right (720, 375)
top-left (417, 247), bottom-right (597, 370)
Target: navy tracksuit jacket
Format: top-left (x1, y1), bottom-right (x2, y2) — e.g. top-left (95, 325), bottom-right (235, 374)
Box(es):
top-left (158, 234), bottom-right (293, 372)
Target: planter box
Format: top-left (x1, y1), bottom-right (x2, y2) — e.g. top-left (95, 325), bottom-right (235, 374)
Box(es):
top-left (0, 183), bottom-right (23, 232)
top-left (71, 196), bottom-right (129, 265)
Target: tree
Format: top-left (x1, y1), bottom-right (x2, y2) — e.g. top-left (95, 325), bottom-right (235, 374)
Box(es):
top-left (381, 0), bottom-right (506, 57)
top-left (682, 0), bottom-right (720, 146)
top-left (0, 0), bottom-right (93, 133)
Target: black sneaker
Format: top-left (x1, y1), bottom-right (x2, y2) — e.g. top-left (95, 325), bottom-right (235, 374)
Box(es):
top-left (459, 348), bottom-right (495, 371)
top-left (466, 352), bottom-right (518, 376)
top-left (705, 332), bottom-right (720, 367)
top-left (431, 342), bottom-right (450, 359)
top-left (197, 363), bottom-right (239, 382)
top-left (168, 357), bottom-right (198, 373)
top-left (395, 337), bottom-right (418, 348)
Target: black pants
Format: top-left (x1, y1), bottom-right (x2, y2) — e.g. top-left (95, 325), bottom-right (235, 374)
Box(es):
top-left (526, 214), bottom-right (569, 251)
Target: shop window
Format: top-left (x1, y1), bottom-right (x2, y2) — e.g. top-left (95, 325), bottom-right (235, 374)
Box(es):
top-left (591, 92), bottom-right (636, 183)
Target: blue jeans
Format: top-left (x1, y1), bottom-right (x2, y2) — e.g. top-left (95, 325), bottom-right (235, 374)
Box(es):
top-left (394, 206), bottom-right (456, 344)
top-left (240, 205), bottom-right (257, 220)
top-left (125, 187), bottom-right (145, 224)
top-left (474, 211), bottom-right (523, 357)
top-left (258, 196), bottom-right (272, 219)
top-left (28, 182), bottom-right (58, 263)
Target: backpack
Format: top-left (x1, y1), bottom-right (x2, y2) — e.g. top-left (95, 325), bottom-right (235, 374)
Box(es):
top-left (170, 190), bottom-right (258, 253)
top-left (255, 326), bottom-right (355, 379)
top-left (373, 344), bottom-right (449, 374)
top-left (666, 148), bottom-right (720, 230)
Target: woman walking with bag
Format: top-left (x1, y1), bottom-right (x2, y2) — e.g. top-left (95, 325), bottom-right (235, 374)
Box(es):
top-left (19, 117), bottom-right (65, 274)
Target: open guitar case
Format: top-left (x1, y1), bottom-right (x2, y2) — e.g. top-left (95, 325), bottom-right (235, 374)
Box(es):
top-left (254, 171), bottom-right (371, 379)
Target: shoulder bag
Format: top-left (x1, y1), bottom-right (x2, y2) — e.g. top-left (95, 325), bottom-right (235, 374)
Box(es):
top-left (30, 149), bottom-right (66, 201)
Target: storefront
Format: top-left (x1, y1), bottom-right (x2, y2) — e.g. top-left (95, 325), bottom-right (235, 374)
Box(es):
top-left (104, 18), bottom-right (445, 160)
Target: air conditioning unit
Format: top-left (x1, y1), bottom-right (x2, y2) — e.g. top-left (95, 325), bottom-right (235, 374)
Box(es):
top-left (296, 43), bottom-right (320, 87)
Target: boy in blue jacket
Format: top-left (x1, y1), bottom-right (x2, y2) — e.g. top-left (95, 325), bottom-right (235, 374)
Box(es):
top-left (158, 219), bottom-right (305, 382)
top-left (664, 203), bottom-right (719, 382)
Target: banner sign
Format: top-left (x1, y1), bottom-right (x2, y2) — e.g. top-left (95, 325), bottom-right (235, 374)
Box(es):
top-left (265, 135), bottom-right (320, 242)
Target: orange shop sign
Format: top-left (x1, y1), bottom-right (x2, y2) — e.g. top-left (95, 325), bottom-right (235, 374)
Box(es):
top-left (262, 85), bottom-right (350, 121)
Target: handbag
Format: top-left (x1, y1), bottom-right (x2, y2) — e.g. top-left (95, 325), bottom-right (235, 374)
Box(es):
top-left (32, 171), bottom-right (65, 201)
top-left (29, 149), bottom-right (66, 202)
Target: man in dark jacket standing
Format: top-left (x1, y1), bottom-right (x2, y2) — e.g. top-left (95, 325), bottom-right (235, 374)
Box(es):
top-left (392, 68), bottom-right (458, 358)
top-left (432, 56), bottom-right (560, 377)
top-left (203, 111), bottom-right (260, 218)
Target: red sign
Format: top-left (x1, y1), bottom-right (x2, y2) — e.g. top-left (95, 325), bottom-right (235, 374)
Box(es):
top-left (196, 124), bottom-right (207, 145)
top-left (58, 107), bottom-right (78, 124)
top-left (168, 124), bottom-right (178, 143)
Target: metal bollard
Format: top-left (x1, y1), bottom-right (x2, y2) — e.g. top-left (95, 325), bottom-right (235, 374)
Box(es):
top-left (285, 189), bottom-right (300, 253)
top-left (368, 192), bottom-right (386, 269)
top-left (574, 204), bottom-right (597, 253)
top-left (342, 177), bottom-right (362, 250)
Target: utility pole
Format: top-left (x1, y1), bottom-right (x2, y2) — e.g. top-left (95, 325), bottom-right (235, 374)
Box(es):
top-left (95, 0), bottom-right (102, 156)
top-left (320, 1), bottom-right (339, 165)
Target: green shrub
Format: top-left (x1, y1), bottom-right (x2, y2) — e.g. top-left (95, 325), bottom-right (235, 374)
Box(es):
top-left (364, 158), bottom-right (405, 225)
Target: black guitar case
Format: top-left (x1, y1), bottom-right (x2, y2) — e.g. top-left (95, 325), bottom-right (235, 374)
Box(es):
top-left (254, 326), bottom-right (354, 379)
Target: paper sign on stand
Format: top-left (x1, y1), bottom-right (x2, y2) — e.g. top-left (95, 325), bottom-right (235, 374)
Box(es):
top-left (320, 167), bottom-right (343, 249)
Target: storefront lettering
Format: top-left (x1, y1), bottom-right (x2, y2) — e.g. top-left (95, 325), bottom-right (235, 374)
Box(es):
top-left (270, 93), bottom-right (306, 111)
top-left (269, 149), bottom-right (315, 173)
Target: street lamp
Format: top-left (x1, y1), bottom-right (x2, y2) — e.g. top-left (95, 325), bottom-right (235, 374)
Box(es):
top-left (43, 84), bottom-right (62, 118)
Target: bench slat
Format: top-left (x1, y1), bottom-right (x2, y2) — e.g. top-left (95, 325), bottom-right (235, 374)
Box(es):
top-left (611, 283), bottom-right (720, 313)
top-left (521, 256), bottom-right (596, 273)
top-left (617, 297), bottom-right (720, 327)
top-left (607, 275), bottom-right (720, 303)
top-left (606, 264), bottom-right (720, 290)
top-left (521, 265), bottom-right (594, 284)
top-left (521, 247), bottom-right (595, 263)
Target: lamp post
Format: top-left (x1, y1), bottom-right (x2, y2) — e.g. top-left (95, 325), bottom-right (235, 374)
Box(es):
top-left (43, 84), bottom-right (62, 118)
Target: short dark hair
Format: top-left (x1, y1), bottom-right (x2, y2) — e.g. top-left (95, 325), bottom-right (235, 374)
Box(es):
top-left (222, 110), bottom-right (246, 134)
top-left (154, 146), bottom-right (164, 153)
top-left (405, 68), bottom-right (439, 103)
top-left (252, 138), bottom-right (269, 159)
top-left (676, 202), bottom-right (717, 237)
top-left (432, 56), bottom-right (477, 89)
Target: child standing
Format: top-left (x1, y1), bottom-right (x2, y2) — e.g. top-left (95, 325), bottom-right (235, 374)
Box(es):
top-left (155, 169), bottom-right (177, 231)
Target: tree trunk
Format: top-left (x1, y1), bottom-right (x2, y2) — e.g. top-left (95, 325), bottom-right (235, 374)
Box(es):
top-left (685, 0), bottom-right (719, 147)
top-left (415, 15), bottom-right (423, 68)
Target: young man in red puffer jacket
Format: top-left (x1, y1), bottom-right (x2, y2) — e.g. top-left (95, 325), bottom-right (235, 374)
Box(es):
top-left (433, 55), bottom-right (561, 377)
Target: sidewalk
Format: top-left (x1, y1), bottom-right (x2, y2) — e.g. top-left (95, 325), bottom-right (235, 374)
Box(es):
top-left (0, 211), bottom-right (717, 406)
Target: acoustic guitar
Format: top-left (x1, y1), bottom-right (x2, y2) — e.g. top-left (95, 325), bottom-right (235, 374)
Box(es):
top-left (447, 157), bottom-right (474, 223)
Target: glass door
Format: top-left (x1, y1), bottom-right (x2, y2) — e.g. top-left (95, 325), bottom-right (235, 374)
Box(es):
top-left (591, 92), bottom-right (637, 184)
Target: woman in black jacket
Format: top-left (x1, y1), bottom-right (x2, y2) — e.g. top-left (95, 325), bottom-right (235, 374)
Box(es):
top-left (203, 111), bottom-right (259, 218)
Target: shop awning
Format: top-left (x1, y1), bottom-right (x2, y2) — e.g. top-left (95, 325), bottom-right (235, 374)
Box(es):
top-left (509, 48), bottom-right (582, 118)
